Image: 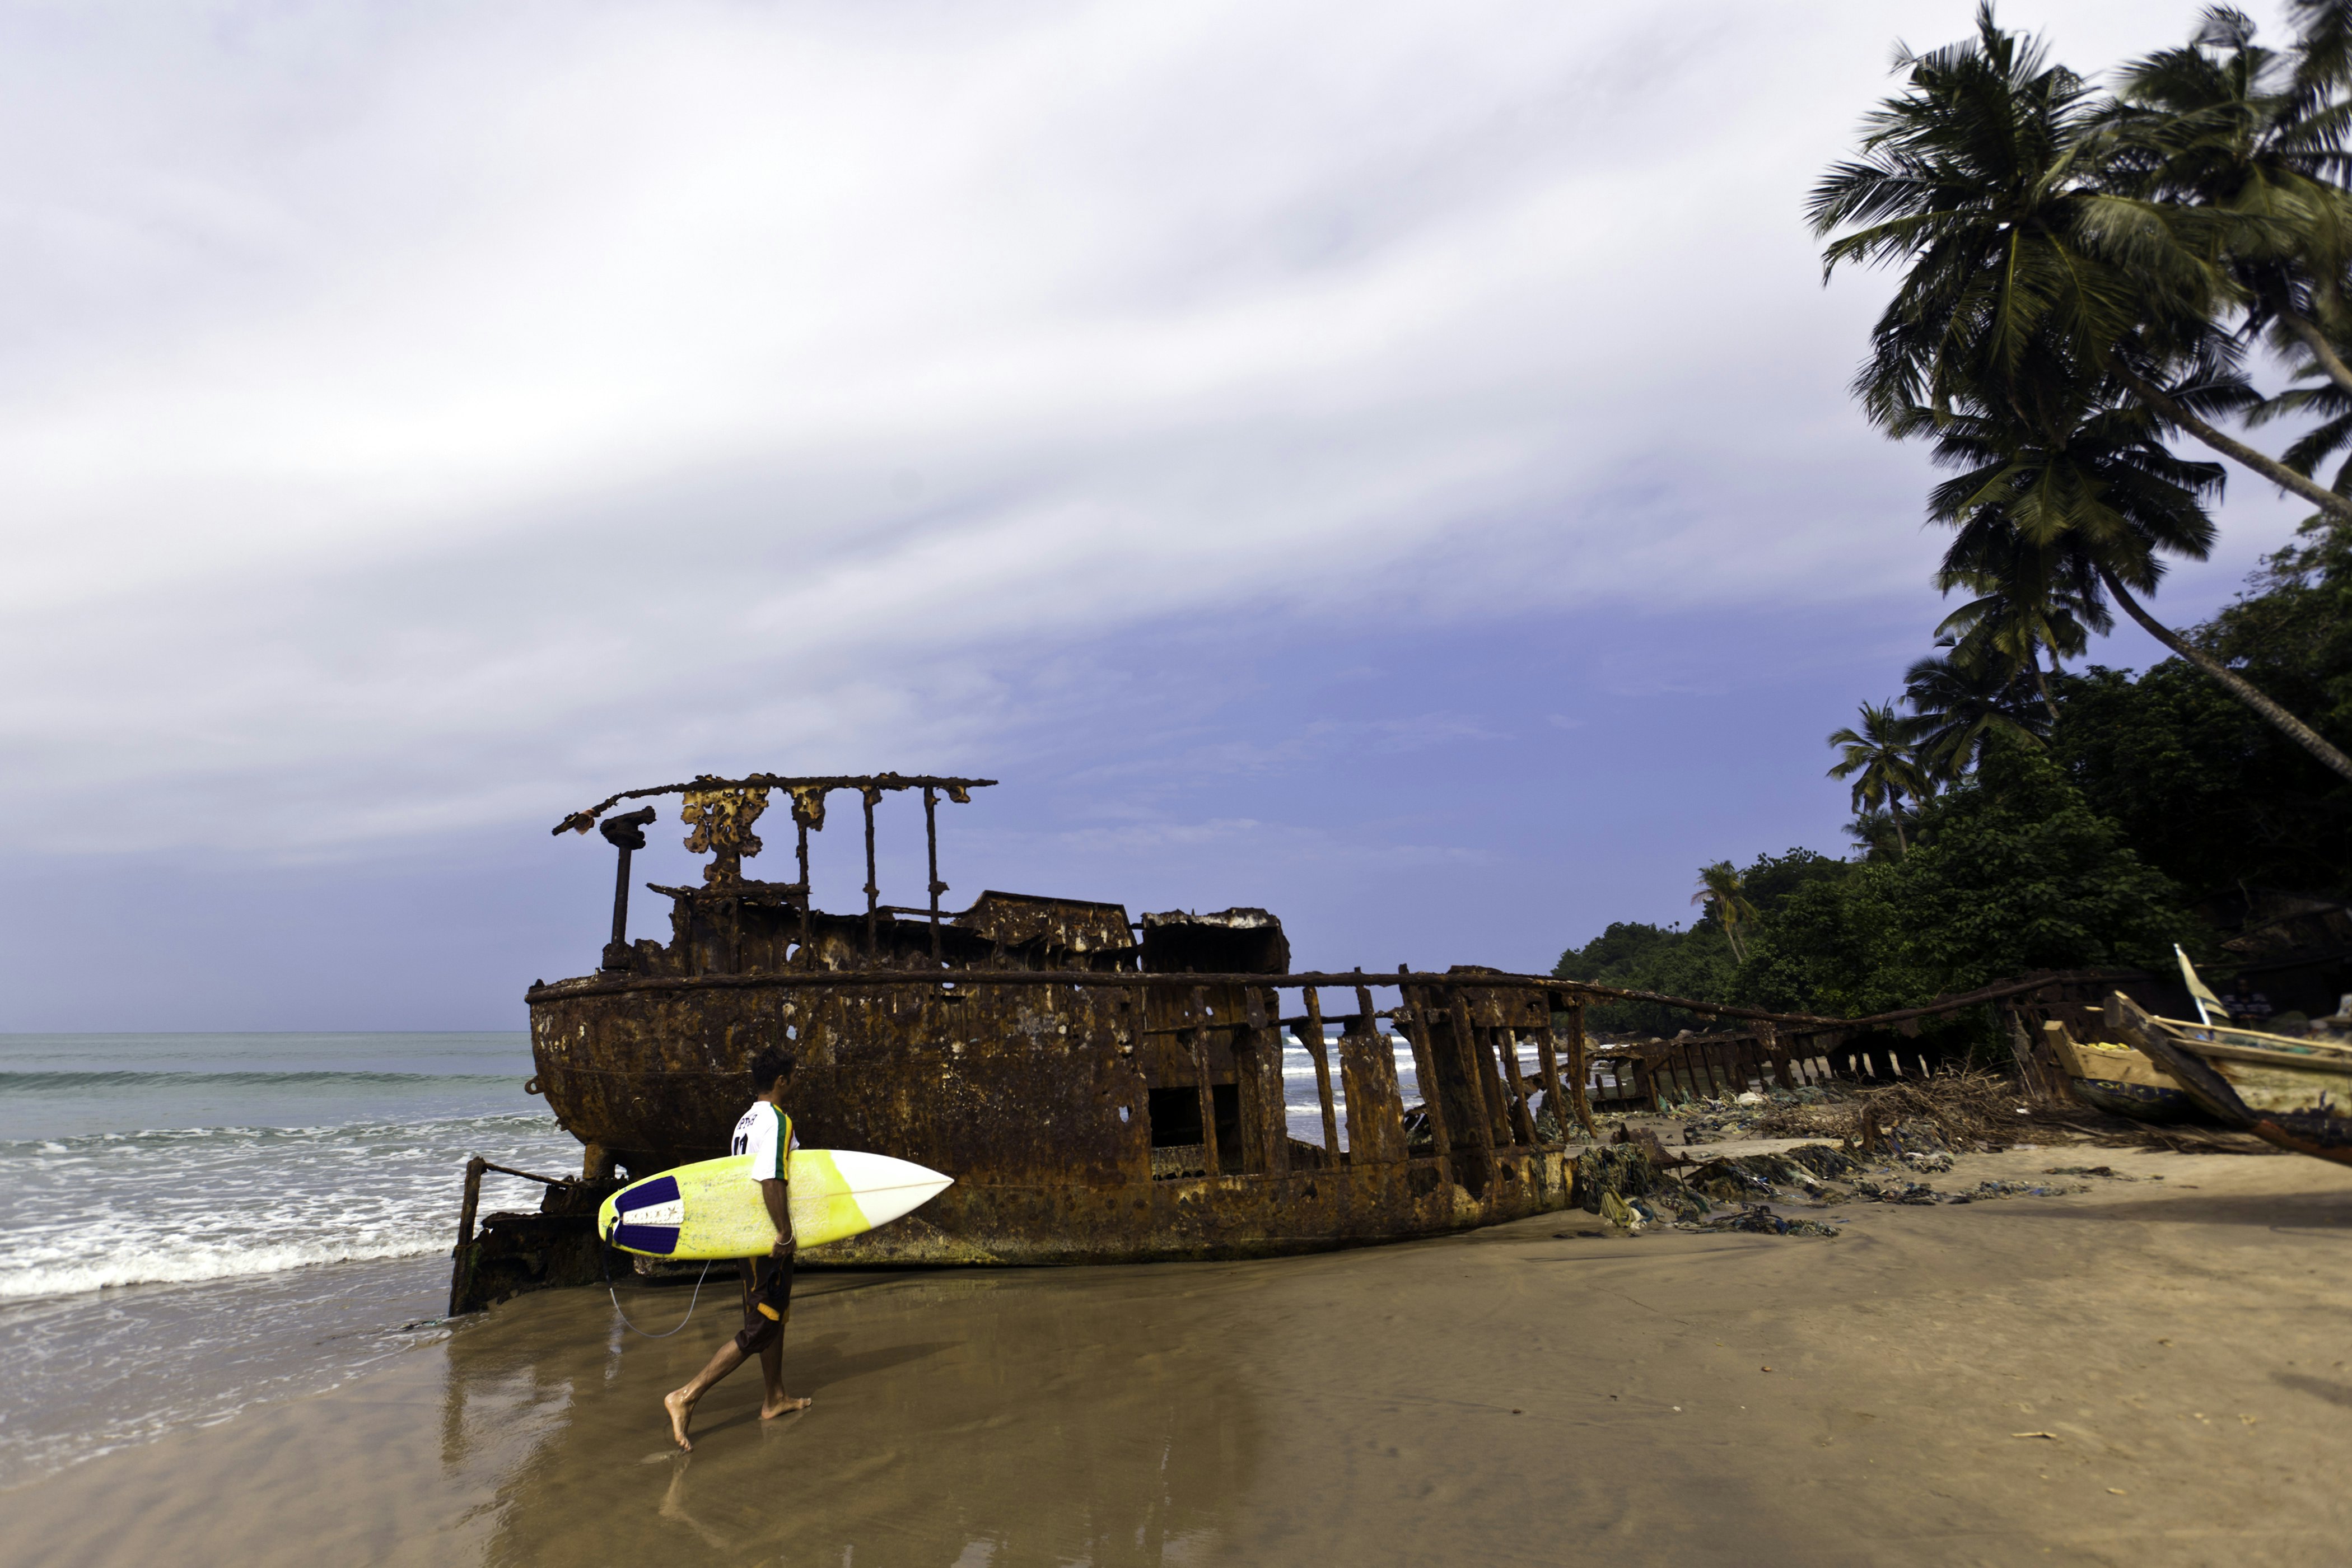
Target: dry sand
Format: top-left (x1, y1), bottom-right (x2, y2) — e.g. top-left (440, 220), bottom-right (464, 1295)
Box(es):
top-left (6, 1143), bottom-right (2350, 1568)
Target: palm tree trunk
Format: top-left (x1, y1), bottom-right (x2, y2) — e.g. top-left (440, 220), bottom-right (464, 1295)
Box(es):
top-left (2279, 311), bottom-right (2352, 402)
top-left (2121, 370), bottom-right (2352, 525)
top-left (1889, 796), bottom-right (1908, 856)
top-left (2028, 646), bottom-right (2058, 725)
top-left (2095, 564), bottom-right (2352, 785)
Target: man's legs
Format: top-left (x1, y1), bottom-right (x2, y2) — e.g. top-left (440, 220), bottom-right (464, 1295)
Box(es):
top-left (750, 1252), bottom-right (807, 1421)
top-left (665, 1340), bottom-right (748, 1451)
top-left (661, 1258), bottom-right (806, 1451)
top-left (759, 1329), bottom-right (787, 1412)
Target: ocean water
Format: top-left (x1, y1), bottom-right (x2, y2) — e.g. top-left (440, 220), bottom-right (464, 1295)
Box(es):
top-left (1282, 1035), bottom-right (1597, 1145)
top-left (1281, 1035), bottom-right (1412, 1148)
top-left (0, 1033), bottom-right (573, 1485)
top-left (0, 1030), bottom-right (1575, 1485)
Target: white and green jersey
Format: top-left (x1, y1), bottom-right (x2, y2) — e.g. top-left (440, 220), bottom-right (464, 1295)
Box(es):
top-left (731, 1102), bottom-right (795, 1181)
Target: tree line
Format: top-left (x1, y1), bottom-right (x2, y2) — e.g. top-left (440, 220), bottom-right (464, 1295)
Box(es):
top-left (1557, 4), bottom-right (2352, 1045)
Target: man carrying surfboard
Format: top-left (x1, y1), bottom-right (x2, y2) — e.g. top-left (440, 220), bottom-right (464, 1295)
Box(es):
top-left (664, 1045), bottom-right (813, 1450)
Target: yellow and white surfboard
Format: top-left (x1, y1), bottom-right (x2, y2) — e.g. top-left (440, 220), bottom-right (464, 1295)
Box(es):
top-left (598, 1149), bottom-right (953, 1259)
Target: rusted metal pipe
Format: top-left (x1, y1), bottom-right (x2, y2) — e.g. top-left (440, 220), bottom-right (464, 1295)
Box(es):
top-left (924, 786), bottom-right (944, 965)
top-left (448, 1155), bottom-right (491, 1319)
top-left (456, 1155), bottom-right (487, 1253)
top-left (1561, 1002), bottom-right (1600, 1140)
top-left (607, 844), bottom-right (631, 955)
top-left (1339, 983), bottom-right (1405, 1165)
top-left (1440, 993), bottom-right (1499, 1170)
top-left (525, 966), bottom-right (2116, 1033)
top-left (796, 817), bottom-right (814, 967)
top-left (596, 807), bottom-right (656, 971)
top-left (1448, 993), bottom-right (1509, 1149)
top-left (555, 773), bottom-right (995, 837)
top-left (1300, 986), bottom-right (1341, 1158)
top-left (1498, 1028), bottom-right (1538, 1146)
top-left (1530, 1020), bottom-right (1569, 1145)
top-left (862, 788), bottom-right (880, 963)
top-left (1191, 985), bottom-right (1220, 1177)
top-left (1392, 1000), bottom-right (1452, 1184)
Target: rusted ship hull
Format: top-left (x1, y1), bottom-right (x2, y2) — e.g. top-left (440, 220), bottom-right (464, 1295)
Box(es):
top-left (503, 772), bottom-right (1587, 1275)
top-left (790, 1160), bottom-right (1569, 1265)
top-left (526, 966), bottom-right (1581, 1264)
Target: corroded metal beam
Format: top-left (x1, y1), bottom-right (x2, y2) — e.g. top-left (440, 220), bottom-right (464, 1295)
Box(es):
top-left (524, 965), bottom-right (2134, 1032)
top-left (554, 773), bottom-right (995, 836)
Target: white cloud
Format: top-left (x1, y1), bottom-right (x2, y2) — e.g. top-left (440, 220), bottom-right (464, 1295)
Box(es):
top-left (0, 0), bottom-right (2303, 856)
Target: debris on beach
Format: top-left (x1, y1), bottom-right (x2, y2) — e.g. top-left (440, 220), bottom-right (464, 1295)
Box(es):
top-left (1563, 1111), bottom-right (2106, 1240)
top-left (1681, 1146), bottom-right (1854, 1205)
top-left (1945, 1178), bottom-right (2090, 1203)
top-left (1748, 1071), bottom-right (2029, 1154)
top-left (1849, 1177), bottom-right (1942, 1205)
top-left (1698, 1205), bottom-right (1842, 1238)
top-left (1677, 1086), bottom-right (1839, 1144)
top-left (1577, 1142), bottom-right (1672, 1211)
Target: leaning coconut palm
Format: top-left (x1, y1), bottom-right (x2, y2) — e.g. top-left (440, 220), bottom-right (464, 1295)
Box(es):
top-left (1827, 701), bottom-right (1931, 853)
top-left (1811, 4), bottom-right (2352, 526)
top-left (2246, 321), bottom-right (2352, 496)
top-left (1923, 384), bottom-right (2352, 781)
top-left (2097, 7), bottom-right (2352, 395)
top-left (1933, 515), bottom-right (2108, 719)
top-left (1691, 861), bottom-right (1759, 963)
top-left (1903, 648), bottom-right (2046, 781)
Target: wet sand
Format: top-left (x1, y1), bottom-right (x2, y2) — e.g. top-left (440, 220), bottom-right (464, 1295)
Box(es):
top-left (6, 1144), bottom-right (2351, 1568)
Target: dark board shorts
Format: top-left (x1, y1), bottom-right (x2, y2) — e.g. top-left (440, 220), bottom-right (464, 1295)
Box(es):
top-left (732, 1254), bottom-right (795, 1355)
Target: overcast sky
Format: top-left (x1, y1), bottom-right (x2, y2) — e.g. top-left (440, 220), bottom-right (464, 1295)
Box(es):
top-left (0, 0), bottom-right (2313, 1030)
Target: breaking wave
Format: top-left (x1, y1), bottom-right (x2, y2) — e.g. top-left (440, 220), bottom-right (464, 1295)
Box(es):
top-left (0, 1109), bottom-right (575, 1304)
top-left (1, 1234), bottom-right (455, 1301)
top-left (0, 1070), bottom-right (516, 1090)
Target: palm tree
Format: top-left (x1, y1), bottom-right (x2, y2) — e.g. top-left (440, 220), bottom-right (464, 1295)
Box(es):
top-left (1809, 4), bottom-right (2352, 528)
top-left (2247, 340), bottom-right (2352, 494)
top-left (1932, 516), bottom-right (2108, 719)
top-left (1813, 6), bottom-right (2352, 784)
top-left (2099, 8), bottom-right (2352, 397)
top-left (1691, 861), bottom-right (1760, 963)
top-left (1828, 702), bottom-right (1931, 853)
top-left (1903, 648), bottom-right (2046, 781)
top-left (1841, 810), bottom-right (1908, 863)
top-left (1921, 388), bottom-right (2352, 781)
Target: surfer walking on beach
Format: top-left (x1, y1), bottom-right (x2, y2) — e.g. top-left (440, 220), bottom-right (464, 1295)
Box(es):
top-left (664, 1045), bottom-right (813, 1450)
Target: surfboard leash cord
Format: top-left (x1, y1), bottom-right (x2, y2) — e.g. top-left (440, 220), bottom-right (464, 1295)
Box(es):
top-left (600, 1222), bottom-right (714, 1338)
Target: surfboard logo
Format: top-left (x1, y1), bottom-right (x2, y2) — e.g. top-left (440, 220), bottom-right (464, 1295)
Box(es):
top-left (619, 1199), bottom-right (684, 1226)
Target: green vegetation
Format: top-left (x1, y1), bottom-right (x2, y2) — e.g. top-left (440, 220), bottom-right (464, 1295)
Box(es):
top-left (2051, 524), bottom-right (2352, 898)
top-left (1557, 6), bottom-right (2352, 1043)
top-left (1810, 1), bottom-right (2352, 783)
top-left (1557, 744), bottom-right (2195, 1044)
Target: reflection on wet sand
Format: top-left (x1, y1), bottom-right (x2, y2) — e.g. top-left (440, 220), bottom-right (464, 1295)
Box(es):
top-left (12, 1150), bottom-right (2352, 1568)
top-left (441, 1269), bottom-right (1262, 1566)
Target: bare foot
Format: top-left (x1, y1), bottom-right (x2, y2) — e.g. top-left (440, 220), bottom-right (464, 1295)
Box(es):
top-left (760, 1394), bottom-right (813, 1420)
top-left (664, 1388), bottom-right (698, 1451)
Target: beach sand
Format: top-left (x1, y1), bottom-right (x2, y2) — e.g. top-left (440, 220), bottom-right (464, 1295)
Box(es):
top-left (6, 1143), bottom-right (2350, 1568)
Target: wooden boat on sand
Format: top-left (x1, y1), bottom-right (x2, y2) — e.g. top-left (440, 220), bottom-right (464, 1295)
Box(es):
top-left (2043, 1029), bottom-right (2199, 1123)
top-left (2052, 991), bottom-right (2352, 1166)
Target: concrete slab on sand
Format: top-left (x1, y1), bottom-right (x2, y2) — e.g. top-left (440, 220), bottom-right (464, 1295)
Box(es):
top-left (5, 1145), bottom-right (2349, 1568)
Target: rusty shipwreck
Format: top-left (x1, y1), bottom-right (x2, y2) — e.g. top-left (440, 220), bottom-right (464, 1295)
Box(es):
top-left (511, 771), bottom-right (1600, 1275)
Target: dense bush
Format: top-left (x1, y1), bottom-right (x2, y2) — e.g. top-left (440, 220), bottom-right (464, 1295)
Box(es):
top-left (1741, 739), bottom-right (2196, 1019)
top-left (2050, 530), bottom-right (2352, 906)
top-left (1555, 526), bottom-right (2346, 1043)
